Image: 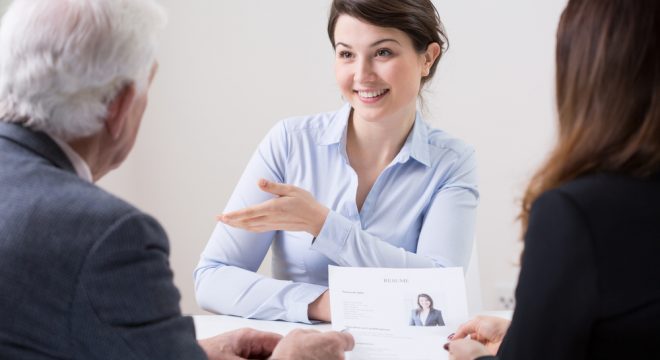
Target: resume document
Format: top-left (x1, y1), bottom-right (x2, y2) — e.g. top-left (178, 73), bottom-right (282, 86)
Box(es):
top-left (329, 266), bottom-right (468, 360)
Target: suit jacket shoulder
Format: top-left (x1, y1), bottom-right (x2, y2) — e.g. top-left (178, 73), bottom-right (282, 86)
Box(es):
top-left (497, 172), bottom-right (660, 359)
top-left (0, 123), bottom-right (205, 359)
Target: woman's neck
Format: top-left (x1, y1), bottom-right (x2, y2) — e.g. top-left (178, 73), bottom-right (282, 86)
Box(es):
top-left (346, 108), bottom-right (416, 167)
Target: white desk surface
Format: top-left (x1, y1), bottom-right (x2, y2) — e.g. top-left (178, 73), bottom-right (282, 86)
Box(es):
top-left (193, 311), bottom-right (512, 339)
top-left (194, 315), bottom-right (331, 339)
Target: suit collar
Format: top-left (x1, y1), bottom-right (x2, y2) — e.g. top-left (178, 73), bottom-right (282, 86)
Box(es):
top-left (0, 122), bottom-right (76, 174)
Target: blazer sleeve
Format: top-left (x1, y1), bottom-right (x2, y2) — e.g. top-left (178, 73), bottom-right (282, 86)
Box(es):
top-left (433, 309), bottom-right (445, 326)
top-left (410, 310), bottom-right (418, 326)
top-left (496, 189), bottom-right (599, 360)
top-left (76, 212), bottom-right (207, 359)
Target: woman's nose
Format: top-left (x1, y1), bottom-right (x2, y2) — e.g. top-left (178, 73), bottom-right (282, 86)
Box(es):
top-left (354, 58), bottom-right (376, 83)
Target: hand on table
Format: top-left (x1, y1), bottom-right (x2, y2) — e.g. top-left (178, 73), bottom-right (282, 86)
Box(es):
top-left (270, 329), bottom-right (354, 360)
top-left (198, 328), bottom-right (281, 360)
top-left (218, 179), bottom-right (329, 237)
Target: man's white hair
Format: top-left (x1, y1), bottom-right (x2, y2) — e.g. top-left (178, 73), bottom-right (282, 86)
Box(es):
top-left (0, 0), bottom-right (167, 140)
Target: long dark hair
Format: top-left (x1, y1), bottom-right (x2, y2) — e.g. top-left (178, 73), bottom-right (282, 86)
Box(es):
top-left (416, 293), bottom-right (434, 314)
top-left (327, 0), bottom-right (448, 87)
top-left (521, 0), bottom-right (660, 233)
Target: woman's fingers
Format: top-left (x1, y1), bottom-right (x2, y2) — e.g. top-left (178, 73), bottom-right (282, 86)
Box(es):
top-left (258, 179), bottom-right (297, 197)
top-left (216, 180), bottom-right (325, 235)
top-left (453, 318), bottom-right (478, 339)
top-left (220, 207), bottom-right (308, 233)
top-left (219, 199), bottom-right (279, 222)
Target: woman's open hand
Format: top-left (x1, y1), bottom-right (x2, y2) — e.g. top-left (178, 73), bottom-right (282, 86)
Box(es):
top-left (218, 179), bottom-right (329, 237)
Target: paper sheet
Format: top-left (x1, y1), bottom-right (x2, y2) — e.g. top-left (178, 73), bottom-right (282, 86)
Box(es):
top-left (329, 266), bottom-right (468, 360)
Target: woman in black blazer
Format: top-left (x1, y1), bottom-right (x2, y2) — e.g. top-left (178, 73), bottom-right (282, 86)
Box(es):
top-left (410, 294), bottom-right (445, 327)
top-left (447, 0), bottom-right (660, 359)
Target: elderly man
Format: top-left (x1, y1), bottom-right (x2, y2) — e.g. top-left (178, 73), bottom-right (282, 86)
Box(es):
top-left (0, 0), bottom-right (353, 359)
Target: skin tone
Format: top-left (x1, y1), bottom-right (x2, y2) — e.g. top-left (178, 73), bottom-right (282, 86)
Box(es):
top-left (419, 296), bottom-right (432, 316)
top-left (218, 15), bottom-right (441, 322)
top-left (67, 62), bottom-right (355, 360)
top-left (199, 328), bottom-right (354, 360)
top-left (445, 315), bottom-right (510, 359)
top-left (69, 63), bottom-right (159, 181)
top-left (447, 339), bottom-right (492, 360)
top-left (198, 328), bottom-right (282, 360)
top-left (270, 329), bottom-right (355, 360)
top-left (335, 15), bottom-right (440, 210)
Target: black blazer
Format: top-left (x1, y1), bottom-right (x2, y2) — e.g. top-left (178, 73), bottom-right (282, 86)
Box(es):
top-left (481, 172), bottom-right (660, 359)
top-left (410, 308), bottom-right (445, 326)
top-left (0, 123), bottom-right (206, 359)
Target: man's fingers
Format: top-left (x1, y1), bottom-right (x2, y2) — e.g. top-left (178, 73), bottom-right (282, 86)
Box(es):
top-left (225, 328), bottom-right (282, 358)
top-left (249, 330), bottom-right (283, 355)
top-left (336, 331), bottom-right (355, 351)
top-left (289, 330), bottom-right (354, 352)
top-left (288, 328), bottom-right (319, 336)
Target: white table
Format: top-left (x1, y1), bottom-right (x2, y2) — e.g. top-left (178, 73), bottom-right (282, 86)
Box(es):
top-left (194, 315), bottom-right (331, 339)
top-left (193, 311), bottom-right (512, 339)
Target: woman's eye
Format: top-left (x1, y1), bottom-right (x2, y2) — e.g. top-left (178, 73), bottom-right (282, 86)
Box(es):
top-left (338, 51), bottom-right (353, 59)
top-left (376, 49), bottom-right (392, 57)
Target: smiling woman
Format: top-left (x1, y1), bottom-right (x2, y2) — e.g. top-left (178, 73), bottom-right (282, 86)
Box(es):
top-left (194, 0), bottom-right (479, 324)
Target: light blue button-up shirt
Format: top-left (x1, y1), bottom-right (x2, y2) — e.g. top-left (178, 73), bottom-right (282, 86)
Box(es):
top-left (194, 104), bottom-right (479, 323)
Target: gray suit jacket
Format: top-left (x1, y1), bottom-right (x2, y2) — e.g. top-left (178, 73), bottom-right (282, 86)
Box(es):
top-left (409, 308), bottom-right (445, 326)
top-left (0, 122), bottom-right (206, 359)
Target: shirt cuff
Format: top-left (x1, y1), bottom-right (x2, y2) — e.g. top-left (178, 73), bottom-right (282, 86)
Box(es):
top-left (310, 210), bottom-right (353, 260)
top-left (285, 283), bottom-right (328, 324)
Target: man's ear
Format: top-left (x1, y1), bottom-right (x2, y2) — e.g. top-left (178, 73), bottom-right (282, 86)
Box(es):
top-left (104, 83), bottom-right (136, 140)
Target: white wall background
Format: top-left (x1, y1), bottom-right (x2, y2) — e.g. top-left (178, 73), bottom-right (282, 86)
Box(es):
top-left (1, 0), bottom-right (568, 314)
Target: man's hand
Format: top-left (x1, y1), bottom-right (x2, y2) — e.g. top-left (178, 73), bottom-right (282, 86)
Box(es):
top-left (198, 328), bottom-right (282, 360)
top-left (270, 329), bottom-right (354, 360)
top-left (218, 179), bottom-right (329, 237)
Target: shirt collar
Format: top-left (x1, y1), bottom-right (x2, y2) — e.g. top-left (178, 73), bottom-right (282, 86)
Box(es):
top-left (400, 111), bottom-right (431, 167)
top-left (318, 103), bottom-right (431, 167)
top-left (48, 135), bottom-right (94, 182)
top-left (318, 103), bottom-right (352, 146)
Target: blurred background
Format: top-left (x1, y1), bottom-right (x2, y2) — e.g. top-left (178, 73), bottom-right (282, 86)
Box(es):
top-left (0, 0), bottom-right (567, 314)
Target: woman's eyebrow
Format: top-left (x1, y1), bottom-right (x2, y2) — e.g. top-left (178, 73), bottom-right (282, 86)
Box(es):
top-left (335, 38), bottom-right (401, 48)
top-left (369, 38), bottom-right (400, 47)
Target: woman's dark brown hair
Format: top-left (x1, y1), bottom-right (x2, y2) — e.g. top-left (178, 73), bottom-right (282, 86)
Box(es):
top-left (327, 0), bottom-right (448, 87)
top-left (416, 293), bottom-right (434, 313)
top-left (520, 0), bottom-right (660, 233)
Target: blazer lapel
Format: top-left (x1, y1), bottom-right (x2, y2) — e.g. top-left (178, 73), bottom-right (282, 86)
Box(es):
top-left (0, 122), bottom-right (76, 174)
